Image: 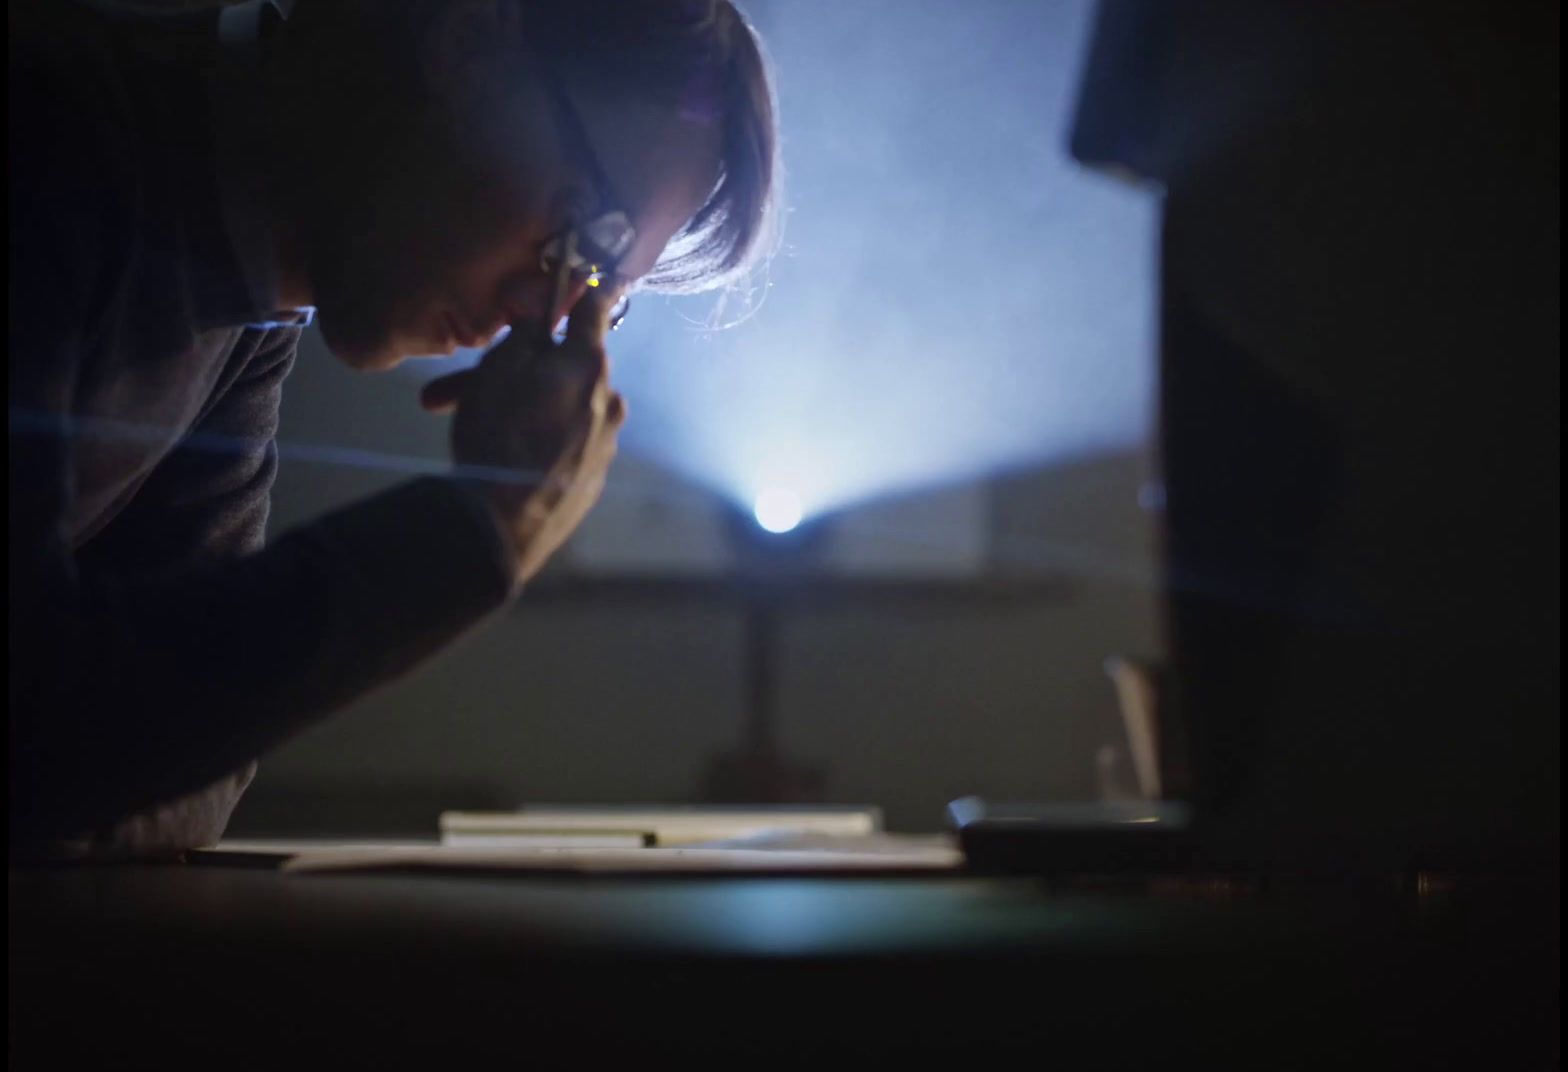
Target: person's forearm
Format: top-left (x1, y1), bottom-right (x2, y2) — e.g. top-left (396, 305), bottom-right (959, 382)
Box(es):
top-left (8, 476), bottom-right (513, 845)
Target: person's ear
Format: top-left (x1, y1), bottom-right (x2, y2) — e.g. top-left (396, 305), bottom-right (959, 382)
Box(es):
top-left (419, 0), bottom-right (523, 107)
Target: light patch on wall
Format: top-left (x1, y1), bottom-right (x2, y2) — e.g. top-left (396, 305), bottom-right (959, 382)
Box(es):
top-left (410, 0), bottom-right (1155, 557)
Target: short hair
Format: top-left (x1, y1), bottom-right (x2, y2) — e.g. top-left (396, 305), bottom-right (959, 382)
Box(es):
top-left (292, 0), bottom-right (782, 295)
top-left (629, 2), bottom-right (781, 295)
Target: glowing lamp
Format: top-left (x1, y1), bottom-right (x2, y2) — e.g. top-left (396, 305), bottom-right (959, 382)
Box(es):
top-left (752, 488), bottom-right (803, 534)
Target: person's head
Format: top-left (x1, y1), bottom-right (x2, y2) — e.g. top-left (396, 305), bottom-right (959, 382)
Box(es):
top-left (271, 0), bottom-right (780, 369)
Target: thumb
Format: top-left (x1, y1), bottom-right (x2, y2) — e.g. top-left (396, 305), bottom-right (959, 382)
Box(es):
top-left (562, 282), bottom-right (620, 353)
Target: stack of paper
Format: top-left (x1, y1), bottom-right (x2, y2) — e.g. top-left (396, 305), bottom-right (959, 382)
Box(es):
top-left (206, 807), bottom-right (967, 875)
top-left (437, 805), bottom-right (883, 848)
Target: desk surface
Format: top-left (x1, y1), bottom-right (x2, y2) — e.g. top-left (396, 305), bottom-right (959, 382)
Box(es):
top-left (9, 862), bottom-right (1558, 1067)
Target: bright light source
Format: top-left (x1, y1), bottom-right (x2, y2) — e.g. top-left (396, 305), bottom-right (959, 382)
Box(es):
top-left (411, 3), bottom-right (1154, 521)
top-left (753, 488), bottom-right (803, 534)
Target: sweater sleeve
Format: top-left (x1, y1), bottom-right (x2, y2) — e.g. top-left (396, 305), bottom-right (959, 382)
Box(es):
top-left (8, 224), bottom-right (517, 848)
top-left (10, 411), bottom-right (516, 847)
top-left (36, 329), bottom-right (517, 854)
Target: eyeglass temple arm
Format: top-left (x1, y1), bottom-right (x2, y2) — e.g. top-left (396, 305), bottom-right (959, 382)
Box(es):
top-left (539, 230), bottom-right (580, 348)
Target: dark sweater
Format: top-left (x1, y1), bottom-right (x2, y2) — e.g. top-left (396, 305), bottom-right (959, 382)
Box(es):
top-left (8, 1), bottom-right (515, 854)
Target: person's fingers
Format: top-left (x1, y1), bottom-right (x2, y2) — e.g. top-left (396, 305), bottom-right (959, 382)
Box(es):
top-left (480, 322), bottom-right (542, 366)
top-left (562, 283), bottom-right (619, 353)
top-left (420, 369), bottom-right (475, 413)
top-left (587, 370), bottom-right (614, 420)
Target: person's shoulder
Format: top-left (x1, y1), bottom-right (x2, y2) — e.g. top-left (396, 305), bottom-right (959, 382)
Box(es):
top-left (10, 1), bottom-right (139, 160)
top-left (10, 2), bottom-right (146, 329)
top-left (11, 2), bottom-right (144, 228)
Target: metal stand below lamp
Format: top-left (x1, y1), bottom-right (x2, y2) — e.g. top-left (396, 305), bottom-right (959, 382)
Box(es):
top-left (699, 500), bottom-right (829, 804)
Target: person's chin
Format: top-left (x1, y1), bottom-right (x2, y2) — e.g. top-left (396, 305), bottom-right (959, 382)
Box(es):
top-left (348, 347), bottom-right (409, 372)
top-left (334, 343), bottom-right (404, 372)
top-left (319, 317), bottom-right (407, 372)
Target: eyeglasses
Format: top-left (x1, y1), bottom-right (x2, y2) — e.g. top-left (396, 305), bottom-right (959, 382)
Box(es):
top-left (538, 211), bottom-right (635, 334)
top-left (536, 63), bottom-right (636, 337)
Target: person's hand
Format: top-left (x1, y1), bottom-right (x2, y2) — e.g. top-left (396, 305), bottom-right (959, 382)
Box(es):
top-left (419, 287), bottom-right (627, 586)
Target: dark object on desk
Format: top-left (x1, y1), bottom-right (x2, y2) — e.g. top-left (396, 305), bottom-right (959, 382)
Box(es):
top-left (1073, 1), bottom-right (1560, 874)
top-left (950, 796), bottom-right (1195, 875)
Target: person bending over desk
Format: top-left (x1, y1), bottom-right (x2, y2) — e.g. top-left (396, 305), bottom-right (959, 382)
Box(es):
top-left (8, 0), bottom-right (780, 856)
